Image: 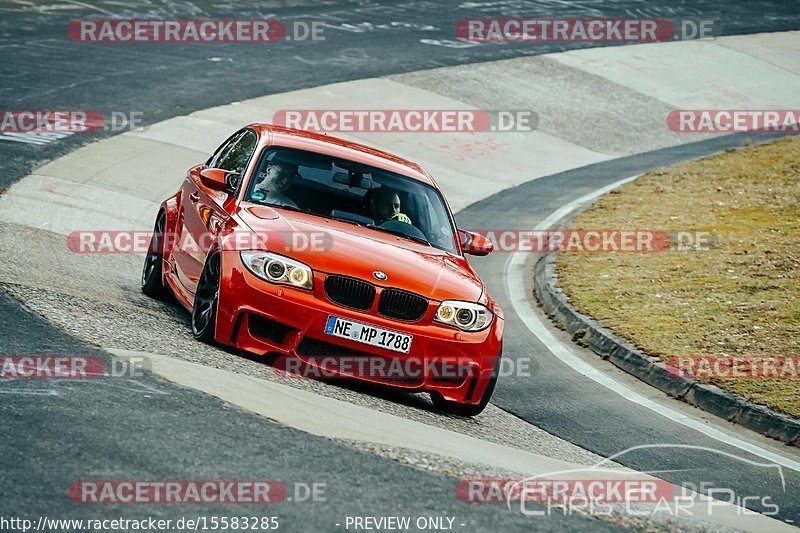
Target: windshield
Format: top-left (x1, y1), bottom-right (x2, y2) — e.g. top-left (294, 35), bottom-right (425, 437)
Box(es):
top-left (244, 146), bottom-right (459, 254)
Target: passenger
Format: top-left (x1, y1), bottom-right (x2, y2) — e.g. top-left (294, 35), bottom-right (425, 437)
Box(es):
top-left (254, 160), bottom-right (298, 208)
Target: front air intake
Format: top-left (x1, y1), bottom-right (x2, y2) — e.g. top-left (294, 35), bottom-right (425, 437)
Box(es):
top-left (378, 288), bottom-right (428, 321)
top-left (324, 275), bottom-right (375, 311)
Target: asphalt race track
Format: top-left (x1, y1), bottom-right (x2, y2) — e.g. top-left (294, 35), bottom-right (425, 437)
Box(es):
top-left (2, 1), bottom-right (800, 532)
top-left (4, 0), bottom-right (800, 189)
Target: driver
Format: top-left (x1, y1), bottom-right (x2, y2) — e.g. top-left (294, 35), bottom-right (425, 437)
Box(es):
top-left (370, 187), bottom-right (411, 225)
top-left (253, 159), bottom-right (299, 208)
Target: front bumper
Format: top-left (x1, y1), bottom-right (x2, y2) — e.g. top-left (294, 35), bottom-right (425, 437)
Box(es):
top-left (215, 251), bottom-right (504, 405)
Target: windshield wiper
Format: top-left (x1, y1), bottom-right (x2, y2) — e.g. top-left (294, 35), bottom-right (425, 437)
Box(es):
top-left (367, 225), bottom-right (431, 247)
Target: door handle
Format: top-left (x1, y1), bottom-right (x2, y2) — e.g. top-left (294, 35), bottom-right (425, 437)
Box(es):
top-left (189, 192), bottom-right (200, 203)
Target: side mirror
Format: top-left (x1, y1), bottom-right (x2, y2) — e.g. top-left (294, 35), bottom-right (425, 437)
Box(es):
top-left (199, 168), bottom-right (228, 191)
top-left (459, 229), bottom-right (493, 256)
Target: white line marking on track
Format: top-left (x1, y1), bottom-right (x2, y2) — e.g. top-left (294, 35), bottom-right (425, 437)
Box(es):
top-left (504, 175), bottom-right (800, 472)
top-left (56, 0), bottom-right (114, 16)
top-left (0, 388), bottom-right (59, 396)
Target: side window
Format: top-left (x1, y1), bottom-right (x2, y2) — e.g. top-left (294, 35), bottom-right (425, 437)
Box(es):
top-left (216, 130), bottom-right (258, 175)
top-left (207, 131), bottom-right (243, 168)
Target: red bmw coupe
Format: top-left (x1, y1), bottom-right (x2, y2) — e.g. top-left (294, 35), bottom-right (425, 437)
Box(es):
top-left (142, 124), bottom-right (503, 415)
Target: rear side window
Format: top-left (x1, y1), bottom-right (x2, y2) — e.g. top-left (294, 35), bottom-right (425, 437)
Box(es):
top-left (216, 130), bottom-right (258, 174)
top-left (207, 131), bottom-right (241, 168)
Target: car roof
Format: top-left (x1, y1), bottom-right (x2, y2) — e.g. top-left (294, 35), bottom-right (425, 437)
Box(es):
top-left (247, 123), bottom-right (437, 187)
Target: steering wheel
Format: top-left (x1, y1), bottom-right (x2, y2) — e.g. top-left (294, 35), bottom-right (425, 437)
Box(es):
top-left (380, 219), bottom-right (429, 241)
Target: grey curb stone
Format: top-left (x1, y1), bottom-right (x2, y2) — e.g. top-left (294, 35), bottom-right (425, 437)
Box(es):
top-left (533, 246), bottom-right (800, 448)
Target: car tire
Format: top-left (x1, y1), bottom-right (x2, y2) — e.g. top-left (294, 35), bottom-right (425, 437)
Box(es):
top-left (141, 212), bottom-right (167, 299)
top-left (431, 343), bottom-right (502, 417)
top-left (191, 252), bottom-right (221, 344)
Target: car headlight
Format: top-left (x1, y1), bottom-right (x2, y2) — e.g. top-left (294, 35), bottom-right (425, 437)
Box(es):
top-left (240, 251), bottom-right (313, 290)
top-left (435, 300), bottom-right (493, 331)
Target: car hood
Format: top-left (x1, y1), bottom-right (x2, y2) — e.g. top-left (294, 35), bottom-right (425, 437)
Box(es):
top-left (237, 205), bottom-right (484, 302)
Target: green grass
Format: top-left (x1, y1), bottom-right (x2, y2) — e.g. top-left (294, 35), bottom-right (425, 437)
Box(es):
top-left (555, 137), bottom-right (800, 417)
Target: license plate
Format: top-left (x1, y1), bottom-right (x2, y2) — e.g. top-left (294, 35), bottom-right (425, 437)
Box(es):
top-left (324, 316), bottom-right (413, 354)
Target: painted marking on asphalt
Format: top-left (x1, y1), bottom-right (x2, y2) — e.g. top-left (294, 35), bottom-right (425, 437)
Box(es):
top-left (56, 0), bottom-right (115, 16)
top-left (0, 378), bottom-right (168, 396)
top-left (504, 175), bottom-right (800, 473)
top-left (0, 388), bottom-right (59, 396)
top-left (0, 131), bottom-right (75, 145)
